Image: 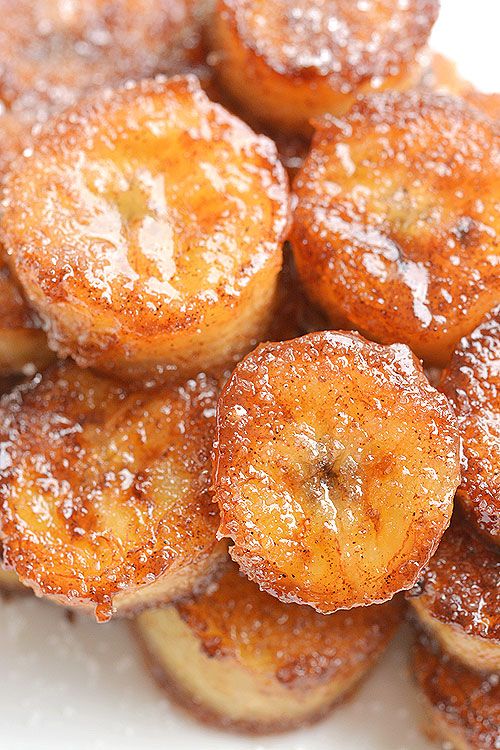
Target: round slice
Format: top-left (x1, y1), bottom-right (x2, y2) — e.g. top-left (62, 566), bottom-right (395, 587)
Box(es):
top-left (408, 517), bottom-right (500, 673)
top-left (213, 330), bottom-right (460, 613)
top-left (208, 0), bottom-right (438, 136)
top-left (440, 307), bottom-right (499, 545)
top-left (0, 360), bottom-right (227, 622)
top-left (135, 562), bottom-right (403, 733)
top-left (291, 91), bottom-right (500, 367)
top-left (0, 0), bottom-right (199, 117)
top-left (413, 634), bottom-right (500, 750)
top-left (1, 75), bottom-right (290, 381)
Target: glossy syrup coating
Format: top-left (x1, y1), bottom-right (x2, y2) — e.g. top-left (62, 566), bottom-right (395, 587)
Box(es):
top-left (1, 76), bottom-right (290, 381)
top-left (413, 634), bottom-right (500, 750)
top-left (213, 331), bottom-right (460, 613)
top-left (408, 517), bottom-right (500, 672)
top-left (440, 307), bottom-right (500, 545)
top-left (291, 91), bottom-right (500, 367)
top-left (135, 561), bottom-right (403, 733)
top-left (0, 360), bottom-right (225, 622)
top-left (209, 0), bottom-right (437, 136)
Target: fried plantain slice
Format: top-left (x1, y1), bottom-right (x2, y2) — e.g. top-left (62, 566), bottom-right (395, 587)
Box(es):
top-left (0, 0), bottom-right (201, 118)
top-left (135, 561), bottom-right (403, 733)
top-left (213, 330), bottom-right (460, 613)
top-left (412, 633), bottom-right (500, 750)
top-left (1, 76), bottom-right (290, 381)
top-left (208, 0), bottom-right (438, 137)
top-left (291, 91), bottom-right (500, 368)
top-left (408, 517), bottom-right (500, 673)
top-left (0, 360), bottom-right (226, 621)
top-left (440, 307), bottom-right (499, 545)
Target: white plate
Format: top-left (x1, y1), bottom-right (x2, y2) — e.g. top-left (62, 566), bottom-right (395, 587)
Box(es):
top-left (1, 1), bottom-right (499, 747)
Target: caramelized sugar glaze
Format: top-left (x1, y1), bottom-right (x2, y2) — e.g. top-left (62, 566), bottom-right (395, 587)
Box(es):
top-left (209, 0), bottom-right (438, 136)
top-left (0, 361), bottom-right (226, 621)
top-left (214, 330), bottom-right (460, 612)
top-left (409, 516), bottom-right (500, 672)
top-left (173, 564), bottom-right (402, 684)
top-left (0, 2), bottom-right (212, 377)
top-left (291, 92), bottom-right (500, 367)
top-left (440, 307), bottom-right (500, 545)
top-left (1, 76), bottom-right (290, 380)
top-left (136, 562), bottom-right (403, 733)
top-left (413, 634), bottom-right (500, 750)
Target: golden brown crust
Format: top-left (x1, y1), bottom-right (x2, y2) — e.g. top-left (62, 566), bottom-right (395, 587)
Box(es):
top-left (210, 0), bottom-right (437, 135)
top-left (1, 75), bottom-right (290, 380)
top-left (413, 634), bottom-right (500, 750)
top-left (291, 91), bottom-right (500, 367)
top-left (408, 517), bottom-right (499, 666)
top-left (175, 563), bottom-right (404, 687)
top-left (134, 562), bottom-right (403, 733)
top-left (440, 307), bottom-right (500, 545)
top-left (133, 617), bottom-right (372, 735)
top-left (213, 330), bottom-right (460, 612)
top-left (0, 360), bottom-right (223, 621)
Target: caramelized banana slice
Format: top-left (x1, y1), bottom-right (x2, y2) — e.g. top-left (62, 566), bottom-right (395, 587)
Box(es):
top-left (0, 0), bottom-right (198, 117)
top-left (209, 0), bottom-right (437, 137)
top-left (291, 92), bottom-right (500, 367)
top-left (408, 518), bottom-right (500, 673)
top-left (413, 634), bottom-right (500, 750)
top-left (0, 264), bottom-right (54, 377)
top-left (440, 307), bottom-right (500, 545)
top-left (135, 562), bottom-right (402, 733)
top-left (213, 331), bottom-right (460, 612)
top-left (0, 361), bottom-right (226, 621)
top-left (1, 76), bottom-right (290, 380)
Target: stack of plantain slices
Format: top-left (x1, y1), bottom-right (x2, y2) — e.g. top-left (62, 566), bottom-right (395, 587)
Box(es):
top-left (408, 310), bottom-right (499, 750)
top-left (0, 0), bottom-right (498, 746)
